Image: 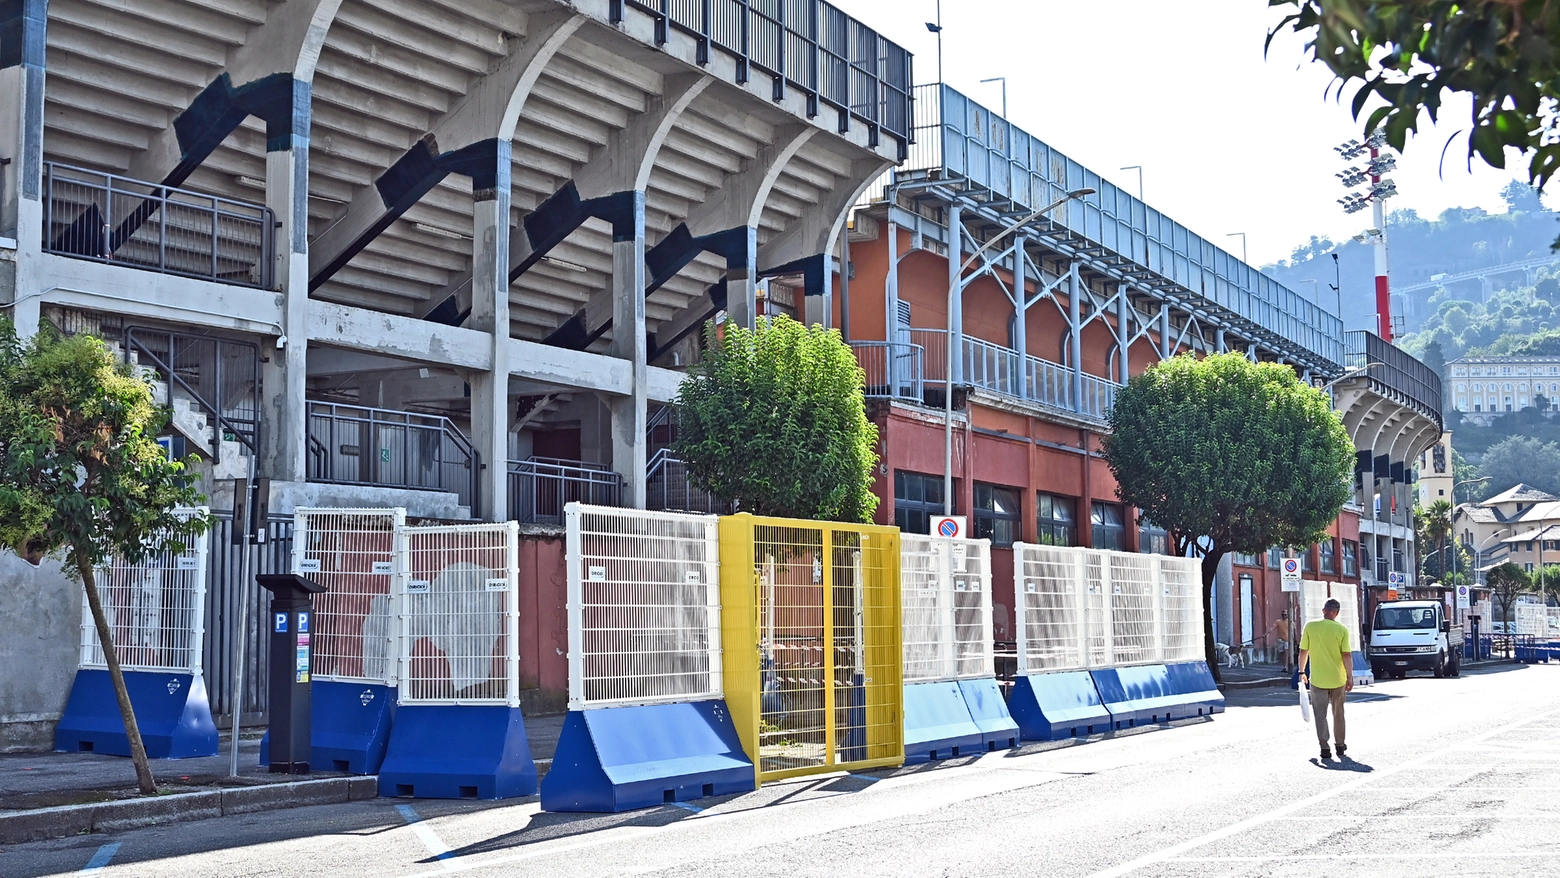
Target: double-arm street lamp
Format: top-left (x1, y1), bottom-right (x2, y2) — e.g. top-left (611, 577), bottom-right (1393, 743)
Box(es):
top-left (943, 188), bottom-right (1095, 515)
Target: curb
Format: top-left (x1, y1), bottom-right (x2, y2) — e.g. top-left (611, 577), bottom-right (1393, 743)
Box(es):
top-left (1222, 675), bottom-right (1291, 690)
top-left (0, 776), bottom-right (378, 845)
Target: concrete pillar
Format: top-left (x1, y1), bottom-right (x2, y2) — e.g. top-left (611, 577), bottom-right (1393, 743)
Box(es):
top-left (608, 192), bottom-right (648, 509)
top-left (0, 0), bottom-right (46, 336)
top-left (1115, 284), bottom-right (1130, 384)
top-left (1216, 328), bottom-right (1227, 354)
top-left (1068, 264), bottom-right (1083, 409)
top-left (1159, 304), bottom-right (1172, 360)
top-left (259, 84), bottom-right (311, 483)
top-left (467, 149), bottom-right (513, 521)
top-left (948, 204), bottom-right (963, 385)
top-left (1013, 242), bottom-right (1028, 399)
top-left (725, 226), bottom-right (757, 331)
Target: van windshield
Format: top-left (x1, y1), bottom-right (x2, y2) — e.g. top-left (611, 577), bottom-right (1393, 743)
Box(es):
top-left (1375, 606), bottom-right (1438, 630)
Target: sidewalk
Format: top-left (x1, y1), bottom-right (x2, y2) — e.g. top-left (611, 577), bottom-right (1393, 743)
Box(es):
top-left (1218, 661), bottom-right (1293, 690)
top-left (0, 715), bottom-right (566, 844)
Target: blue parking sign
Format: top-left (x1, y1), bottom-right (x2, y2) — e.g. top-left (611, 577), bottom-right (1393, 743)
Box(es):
top-left (274, 612), bottom-right (288, 633)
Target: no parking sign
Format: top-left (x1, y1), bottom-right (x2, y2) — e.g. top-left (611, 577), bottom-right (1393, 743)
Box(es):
top-left (932, 516), bottom-right (966, 539)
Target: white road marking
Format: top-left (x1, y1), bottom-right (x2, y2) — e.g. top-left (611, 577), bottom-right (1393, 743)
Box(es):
top-left (1083, 708), bottom-right (1560, 878)
top-left (1173, 852), bottom-right (1554, 861)
top-left (78, 843), bottom-right (121, 873)
top-left (398, 804), bottom-right (457, 870)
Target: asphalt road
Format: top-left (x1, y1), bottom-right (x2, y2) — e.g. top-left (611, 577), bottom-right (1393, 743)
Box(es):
top-left (4, 662), bottom-right (1558, 878)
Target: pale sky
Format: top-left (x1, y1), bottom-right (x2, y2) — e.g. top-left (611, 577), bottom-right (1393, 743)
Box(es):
top-left (836, 0), bottom-right (1541, 266)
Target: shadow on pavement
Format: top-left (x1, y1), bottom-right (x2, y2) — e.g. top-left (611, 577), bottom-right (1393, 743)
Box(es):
top-left (1311, 756), bottom-right (1374, 773)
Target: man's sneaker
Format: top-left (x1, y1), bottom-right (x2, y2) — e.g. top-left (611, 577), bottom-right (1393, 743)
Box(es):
top-left (1337, 744), bottom-right (1347, 757)
top-left (1320, 747), bottom-right (1332, 760)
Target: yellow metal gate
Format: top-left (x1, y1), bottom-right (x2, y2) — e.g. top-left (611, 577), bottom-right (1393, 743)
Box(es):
top-left (719, 514), bottom-right (903, 784)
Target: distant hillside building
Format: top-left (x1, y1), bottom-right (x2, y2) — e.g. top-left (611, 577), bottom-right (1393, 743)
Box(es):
top-left (1454, 483), bottom-right (1560, 575)
top-left (1447, 356), bottom-right (1560, 425)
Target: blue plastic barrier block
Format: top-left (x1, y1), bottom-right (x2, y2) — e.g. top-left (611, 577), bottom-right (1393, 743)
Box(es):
top-left (1094, 663), bottom-right (1225, 728)
top-left (957, 677), bottom-right (1019, 751)
top-left (261, 681), bottom-right (397, 775)
top-left (54, 669), bottom-right (218, 759)
top-left (378, 705), bottom-right (536, 800)
top-left (541, 700), bottom-right (754, 812)
top-left (902, 681), bottom-right (984, 764)
top-left (1163, 662), bottom-right (1225, 716)
top-left (1350, 652), bottom-right (1375, 686)
top-left (1008, 672), bottom-right (1112, 741)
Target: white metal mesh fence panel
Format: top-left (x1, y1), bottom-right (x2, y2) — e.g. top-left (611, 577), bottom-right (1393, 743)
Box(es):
top-left (398, 522), bottom-right (520, 706)
top-left (80, 507), bottom-right (209, 674)
top-left (1015, 543), bottom-right (1086, 673)
top-left (952, 539), bottom-right (994, 679)
top-left (901, 535), bottom-right (993, 682)
top-left (293, 508), bottom-right (405, 686)
top-left (1515, 604), bottom-right (1546, 637)
top-left (1302, 581), bottom-right (1361, 652)
top-left (565, 503), bottom-right (722, 710)
top-left (1159, 557), bottom-right (1203, 662)
top-left (1016, 544), bottom-right (1208, 671)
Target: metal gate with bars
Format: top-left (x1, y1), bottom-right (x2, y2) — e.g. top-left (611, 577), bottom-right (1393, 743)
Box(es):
top-left (565, 504), bottom-right (722, 710)
top-left (1013, 543), bottom-right (1204, 674)
top-left (80, 507), bottom-right (210, 675)
top-left (397, 522), bottom-right (521, 706)
top-left (293, 508), bottom-right (405, 687)
top-left (720, 514), bottom-right (903, 782)
top-left (1301, 581), bottom-right (1361, 652)
top-left (900, 535), bottom-right (993, 682)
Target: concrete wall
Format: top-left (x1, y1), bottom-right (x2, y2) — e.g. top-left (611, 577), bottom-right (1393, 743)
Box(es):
top-left (0, 554), bottom-right (81, 752)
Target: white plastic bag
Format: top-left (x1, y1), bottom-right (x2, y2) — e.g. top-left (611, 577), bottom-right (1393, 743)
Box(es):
top-left (1299, 684), bottom-right (1312, 723)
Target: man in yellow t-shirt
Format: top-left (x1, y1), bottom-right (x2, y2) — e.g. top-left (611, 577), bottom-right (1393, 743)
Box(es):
top-left (1298, 598), bottom-right (1354, 760)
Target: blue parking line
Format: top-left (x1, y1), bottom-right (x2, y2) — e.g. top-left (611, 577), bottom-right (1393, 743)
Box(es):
top-left (847, 773), bottom-right (881, 783)
top-left (80, 843), bottom-right (121, 873)
top-left (669, 801), bottom-right (704, 814)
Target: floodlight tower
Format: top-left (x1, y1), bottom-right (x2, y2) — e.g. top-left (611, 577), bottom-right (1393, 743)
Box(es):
top-left (1335, 133), bottom-right (1399, 341)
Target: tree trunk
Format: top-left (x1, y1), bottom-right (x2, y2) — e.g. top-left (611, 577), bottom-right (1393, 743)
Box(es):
top-left (1200, 548), bottom-right (1226, 686)
top-left (78, 554), bottom-right (158, 795)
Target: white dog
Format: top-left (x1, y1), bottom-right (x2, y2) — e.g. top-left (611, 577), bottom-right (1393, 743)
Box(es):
top-left (1214, 642), bottom-right (1250, 669)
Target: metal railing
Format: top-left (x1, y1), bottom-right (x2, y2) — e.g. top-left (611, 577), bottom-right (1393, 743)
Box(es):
top-left (619, 0), bottom-right (912, 145)
top-left (306, 401), bottom-right (478, 512)
top-left (868, 85), bottom-right (1344, 370)
top-left (43, 162), bottom-right (274, 289)
top-left (913, 328), bottom-right (1121, 421)
top-left (508, 457), bottom-right (623, 526)
top-left (1345, 330), bottom-right (1444, 429)
top-left (126, 328), bottom-right (261, 463)
top-left (851, 341), bottom-right (924, 402)
top-left (646, 448), bottom-right (729, 514)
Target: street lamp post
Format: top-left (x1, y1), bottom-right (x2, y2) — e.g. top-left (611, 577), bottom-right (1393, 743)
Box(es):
top-left (1225, 232), bottom-right (1247, 264)
top-left (1120, 165), bottom-right (1143, 200)
top-left (1451, 476), bottom-right (1490, 588)
top-left (979, 76), bottom-right (1007, 118)
top-left (943, 188), bottom-right (1095, 515)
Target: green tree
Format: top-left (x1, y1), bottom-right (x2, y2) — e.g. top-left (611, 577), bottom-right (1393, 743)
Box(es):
top-left (1269, 1), bottom-right (1560, 189)
top-left (673, 316), bottom-right (879, 523)
top-left (0, 323), bottom-right (206, 794)
top-left (1503, 180), bottom-right (1547, 214)
top-left (1486, 562), bottom-right (1533, 628)
top-left (1481, 435), bottom-right (1560, 497)
top-left (1102, 353), bottom-right (1355, 676)
top-left (1419, 499), bottom-right (1456, 582)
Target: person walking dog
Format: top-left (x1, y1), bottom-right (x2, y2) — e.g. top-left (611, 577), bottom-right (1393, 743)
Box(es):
top-left (1298, 598), bottom-right (1353, 760)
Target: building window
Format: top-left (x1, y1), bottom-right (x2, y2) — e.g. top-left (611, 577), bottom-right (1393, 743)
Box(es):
top-left (1091, 501), bottom-right (1126, 551)
top-left (1320, 539), bottom-right (1337, 574)
top-left (1139, 518), bottom-right (1170, 555)
top-left (894, 470), bottom-right (947, 535)
top-left (1457, 396), bottom-right (1467, 409)
top-left (1342, 540), bottom-right (1358, 577)
top-left (1233, 551), bottom-right (1260, 566)
top-left (1268, 547), bottom-right (1283, 568)
top-left (1036, 493), bottom-right (1077, 546)
top-left (1300, 549), bottom-right (1315, 573)
top-left (974, 483), bottom-right (1021, 548)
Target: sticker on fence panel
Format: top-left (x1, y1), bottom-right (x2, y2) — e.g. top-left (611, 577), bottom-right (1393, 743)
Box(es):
top-left (566, 505), bottom-right (722, 710)
top-left (400, 524), bottom-right (519, 704)
top-left (293, 509), bottom-right (404, 686)
top-left (900, 535), bottom-right (994, 682)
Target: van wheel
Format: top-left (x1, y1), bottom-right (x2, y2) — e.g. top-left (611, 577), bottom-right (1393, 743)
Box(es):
top-left (1433, 651), bottom-right (1446, 678)
top-left (1449, 650), bottom-right (1462, 677)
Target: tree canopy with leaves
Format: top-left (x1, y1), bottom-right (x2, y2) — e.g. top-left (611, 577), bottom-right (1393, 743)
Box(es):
top-left (1103, 352), bottom-right (1356, 673)
top-left (1270, 1), bottom-right (1560, 189)
top-left (1485, 561), bottom-right (1533, 627)
top-left (673, 316), bottom-right (879, 523)
top-left (0, 323), bottom-right (206, 794)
